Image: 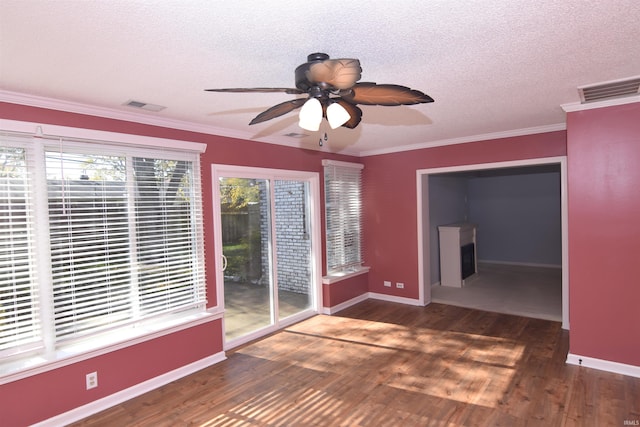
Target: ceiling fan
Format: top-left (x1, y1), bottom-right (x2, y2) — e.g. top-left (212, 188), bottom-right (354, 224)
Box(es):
top-left (205, 53), bottom-right (434, 132)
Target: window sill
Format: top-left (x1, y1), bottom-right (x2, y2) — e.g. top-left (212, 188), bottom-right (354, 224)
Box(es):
top-left (322, 266), bottom-right (370, 285)
top-left (0, 309), bottom-right (222, 386)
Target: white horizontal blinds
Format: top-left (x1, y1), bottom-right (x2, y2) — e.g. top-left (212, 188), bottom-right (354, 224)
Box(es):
top-left (46, 149), bottom-right (133, 340)
top-left (133, 157), bottom-right (206, 316)
top-left (0, 138), bottom-right (42, 355)
top-left (323, 161), bottom-right (363, 273)
top-left (46, 145), bottom-right (206, 343)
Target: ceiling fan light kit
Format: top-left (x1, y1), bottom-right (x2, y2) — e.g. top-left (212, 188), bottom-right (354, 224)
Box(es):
top-left (206, 52), bottom-right (434, 134)
top-left (298, 98), bottom-right (323, 131)
top-left (326, 102), bottom-right (351, 129)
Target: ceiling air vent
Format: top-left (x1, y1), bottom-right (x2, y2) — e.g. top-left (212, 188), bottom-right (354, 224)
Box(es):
top-left (123, 99), bottom-right (166, 112)
top-left (578, 76), bottom-right (640, 104)
top-left (283, 132), bottom-right (309, 138)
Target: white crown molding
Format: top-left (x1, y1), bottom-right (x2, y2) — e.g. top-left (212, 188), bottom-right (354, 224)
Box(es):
top-left (359, 123), bottom-right (567, 157)
top-left (2, 90), bottom-right (569, 158)
top-left (0, 90), bottom-right (356, 155)
top-left (0, 89), bottom-right (249, 138)
top-left (561, 95), bottom-right (640, 112)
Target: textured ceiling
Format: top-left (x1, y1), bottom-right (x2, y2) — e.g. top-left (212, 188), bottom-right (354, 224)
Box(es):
top-left (1, 0), bottom-right (639, 156)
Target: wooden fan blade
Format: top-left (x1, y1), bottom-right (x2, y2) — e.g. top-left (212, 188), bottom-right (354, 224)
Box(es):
top-left (205, 87), bottom-right (304, 94)
top-left (249, 98), bottom-right (307, 125)
top-left (331, 99), bottom-right (363, 129)
top-left (341, 82), bottom-right (434, 106)
top-left (307, 59), bottom-right (362, 90)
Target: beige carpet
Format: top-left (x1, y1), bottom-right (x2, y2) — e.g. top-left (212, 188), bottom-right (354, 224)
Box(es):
top-left (431, 262), bottom-right (562, 322)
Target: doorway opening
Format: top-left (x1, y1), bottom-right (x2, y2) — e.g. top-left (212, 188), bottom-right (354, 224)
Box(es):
top-left (416, 157), bottom-right (569, 329)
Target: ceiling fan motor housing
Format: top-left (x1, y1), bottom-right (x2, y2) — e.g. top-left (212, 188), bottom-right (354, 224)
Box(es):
top-left (295, 52), bottom-right (331, 92)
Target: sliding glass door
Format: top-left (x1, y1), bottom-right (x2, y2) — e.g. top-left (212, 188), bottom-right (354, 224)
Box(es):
top-left (219, 177), bottom-right (273, 340)
top-left (213, 166), bottom-right (320, 346)
top-left (274, 179), bottom-right (313, 320)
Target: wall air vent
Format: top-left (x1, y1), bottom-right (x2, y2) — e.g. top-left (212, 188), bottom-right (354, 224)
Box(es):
top-left (123, 99), bottom-right (166, 112)
top-left (578, 76), bottom-right (640, 104)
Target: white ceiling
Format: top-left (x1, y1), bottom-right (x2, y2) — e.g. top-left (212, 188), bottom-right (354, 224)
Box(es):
top-left (1, 0), bottom-right (639, 156)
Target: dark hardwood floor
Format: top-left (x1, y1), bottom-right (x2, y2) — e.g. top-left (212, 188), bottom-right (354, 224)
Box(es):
top-left (72, 300), bottom-right (640, 426)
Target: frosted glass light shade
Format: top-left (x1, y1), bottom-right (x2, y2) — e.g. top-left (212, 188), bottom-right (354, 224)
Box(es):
top-left (298, 98), bottom-right (323, 131)
top-left (327, 102), bottom-right (351, 129)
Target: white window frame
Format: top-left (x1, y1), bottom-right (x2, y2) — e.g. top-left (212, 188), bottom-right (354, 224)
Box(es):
top-left (322, 159), bottom-right (368, 282)
top-left (0, 121), bottom-right (217, 384)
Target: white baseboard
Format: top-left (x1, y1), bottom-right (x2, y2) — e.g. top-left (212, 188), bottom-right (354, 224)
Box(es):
top-left (566, 353), bottom-right (640, 378)
top-left (479, 260), bottom-right (562, 269)
top-left (322, 293), bottom-right (369, 315)
top-left (34, 351), bottom-right (227, 427)
top-left (322, 291), bottom-right (423, 315)
top-left (368, 292), bottom-right (422, 306)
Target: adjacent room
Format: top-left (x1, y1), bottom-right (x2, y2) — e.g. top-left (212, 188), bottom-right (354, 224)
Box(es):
top-left (426, 163), bottom-right (564, 323)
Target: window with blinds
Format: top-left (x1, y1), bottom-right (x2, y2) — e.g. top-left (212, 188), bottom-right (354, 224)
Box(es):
top-left (322, 160), bottom-right (364, 274)
top-left (0, 132), bottom-right (206, 361)
top-left (0, 144), bottom-right (41, 356)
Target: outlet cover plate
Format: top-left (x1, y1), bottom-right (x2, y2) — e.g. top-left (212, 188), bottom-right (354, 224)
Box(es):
top-left (86, 372), bottom-right (98, 390)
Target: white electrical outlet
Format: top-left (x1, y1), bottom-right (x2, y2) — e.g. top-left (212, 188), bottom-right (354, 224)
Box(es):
top-left (383, 280), bottom-right (392, 287)
top-left (396, 282), bottom-right (404, 289)
top-left (86, 372), bottom-right (98, 390)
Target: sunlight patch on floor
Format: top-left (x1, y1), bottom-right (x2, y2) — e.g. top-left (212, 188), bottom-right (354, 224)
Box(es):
top-left (199, 388), bottom-right (343, 426)
top-left (235, 314), bottom-right (526, 410)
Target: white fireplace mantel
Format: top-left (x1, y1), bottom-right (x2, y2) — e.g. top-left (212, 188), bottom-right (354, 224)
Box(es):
top-left (438, 222), bottom-right (478, 287)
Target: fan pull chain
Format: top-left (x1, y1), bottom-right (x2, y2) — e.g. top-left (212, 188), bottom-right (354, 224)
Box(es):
top-left (319, 120), bottom-right (329, 147)
top-left (319, 132), bottom-right (328, 147)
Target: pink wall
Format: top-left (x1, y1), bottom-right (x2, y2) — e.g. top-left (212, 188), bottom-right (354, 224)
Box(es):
top-left (0, 102), bottom-right (361, 425)
top-left (2, 321), bottom-right (222, 426)
top-left (322, 274), bottom-right (369, 308)
top-left (566, 102), bottom-right (640, 366)
top-left (362, 132), bottom-right (567, 299)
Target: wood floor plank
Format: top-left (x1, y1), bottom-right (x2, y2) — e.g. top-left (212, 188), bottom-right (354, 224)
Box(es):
top-left (70, 301), bottom-right (640, 426)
